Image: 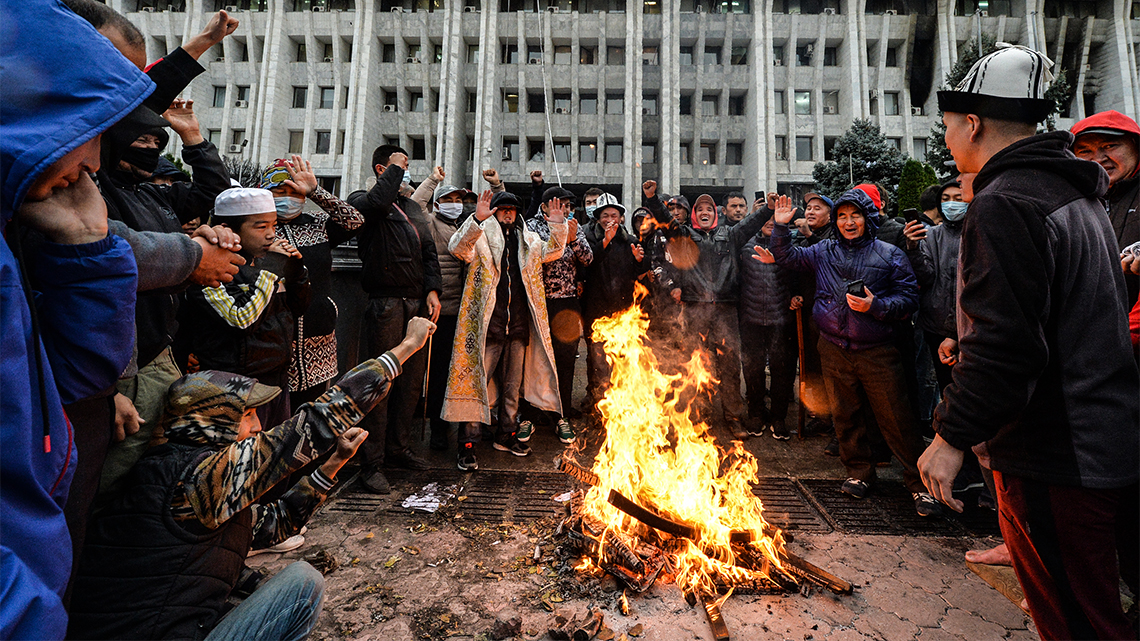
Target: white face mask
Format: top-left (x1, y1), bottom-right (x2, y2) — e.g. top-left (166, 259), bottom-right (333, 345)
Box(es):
top-left (436, 202), bottom-right (463, 220)
top-left (584, 205), bottom-right (598, 219)
top-left (402, 169), bottom-right (412, 184)
top-left (941, 200), bottom-right (968, 222)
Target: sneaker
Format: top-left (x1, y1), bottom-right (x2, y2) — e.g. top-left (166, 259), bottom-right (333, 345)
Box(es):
top-left (516, 420), bottom-right (534, 443)
top-left (493, 437), bottom-right (532, 457)
top-left (823, 436), bottom-right (840, 457)
top-left (727, 418), bottom-right (749, 440)
top-left (746, 419), bottom-right (767, 437)
top-left (360, 469), bottom-right (391, 495)
top-left (771, 423), bottom-right (791, 441)
top-left (387, 448), bottom-right (429, 471)
top-left (803, 416), bottom-right (832, 438)
top-left (913, 492), bottom-right (942, 517)
top-left (248, 534), bottom-right (305, 557)
top-left (555, 418), bottom-right (576, 444)
top-left (840, 478), bottom-right (870, 499)
top-left (457, 443), bottom-right (479, 471)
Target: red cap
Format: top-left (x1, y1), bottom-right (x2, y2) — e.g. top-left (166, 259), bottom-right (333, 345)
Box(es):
top-left (853, 184), bottom-right (882, 211)
top-left (1071, 110), bottom-right (1140, 140)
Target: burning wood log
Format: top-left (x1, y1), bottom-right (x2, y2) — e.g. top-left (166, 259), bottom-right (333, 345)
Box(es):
top-left (701, 597), bottom-right (731, 641)
top-left (556, 457), bottom-right (600, 486)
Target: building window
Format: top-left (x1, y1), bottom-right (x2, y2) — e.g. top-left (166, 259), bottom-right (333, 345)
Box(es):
top-left (606, 46), bottom-right (625, 65)
top-left (553, 140), bottom-right (571, 163)
top-left (528, 138), bottom-right (545, 161)
top-left (231, 129), bottom-right (245, 146)
top-left (382, 43), bottom-right (396, 62)
top-left (383, 89), bottom-right (398, 109)
top-left (410, 91), bottom-right (424, 112)
top-left (679, 142), bottom-right (691, 164)
top-left (502, 44), bottom-right (519, 64)
top-left (467, 44), bottom-right (480, 63)
top-left (433, 44), bottom-right (443, 64)
top-left (322, 42), bottom-right (334, 61)
top-left (319, 86), bottom-right (334, 109)
top-left (679, 93), bottom-right (693, 115)
top-left (237, 40), bottom-right (249, 62)
top-left (730, 46), bottom-right (747, 65)
top-left (338, 130), bottom-right (346, 155)
top-left (726, 142), bottom-right (743, 165)
top-left (212, 86), bottom-right (227, 108)
top-left (728, 94), bottom-right (745, 116)
top-left (317, 176), bottom-right (341, 195)
top-left (580, 46), bottom-right (596, 64)
top-left (886, 137), bottom-right (901, 151)
top-left (295, 41), bottom-right (307, 62)
top-left (315, 130), bottom-right (331, 154)
top-left (553, 93), bottom-right (572, 113)
top-left (292, 86), bottom-right (307, 108)
top-left (701, 94), bottom-right (719, 117)
top-left (503, 91), bottom-right (519, 113)
top-left (411, 137), bottom-right (426, 160)
top-left (236, 85), bottom-right (251, 102)
top-left (884, 92), bottom-right (900, 116)
top-left (554, 45), bottom-right (572, 64)
top-left (679, 45), bottom-right (693, 66)
top-left (774, 135), bottom-right (786, 159)
top-left (644, 0), bottom-right (661, 13)
top-left (579, 141), bottom-right (598, 163)
top-left (823, 90), bottom-right (839, 114)
top-left (208, 129), bottom-right (221, 147)
top-left (580, 93), bottom-right (597, 115)
top-left (913, 137), bottom-right (928, 162)
top-left (824, 46), bottom-right (838, 66)
top-left (642, 142), bottom-right (657, 163)
top-left (885, 47), bottom-right (898, 67)
top-left (343, 86), bottom-right (350, 108)
top-left (699, 142), bottom-right (716, 166)
top-left (642, 93), bottom-right (658, 115)
top-left (406, 42), bottom-right (422, 62)
top-left (468, 92), bottom-right (478, 113)
top-left (824, 136), bottom-right (839, 160)
top-left (703, 46), bottom-right (721, 65)
top-left (502, 137), bottom-right (519, 161)
top-left (605, 141), bottom-right (622, 163)
top-left (795, 136), bottom-right (813, 161)
top-left (606, 93), bottom-right (624, 115)
top-left (774, 90), bottom-right (785, 114)
top-left (773, 45), bottom-right (784, 65)
top-left (796, 43), bottom-right (814, 66)
top-left (528, 92), bottom-right (545, 113)
top-left (642, 45), bottom-right (658, 66)
top-left (527, 45), bottom-right (542, 64)
top-left (794, 90), bottom-right (811, 115)
top-left (288, 131), bottom-right (304, 154)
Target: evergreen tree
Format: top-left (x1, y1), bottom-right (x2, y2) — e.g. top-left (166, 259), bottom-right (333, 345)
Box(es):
top-left (811, 119), bottom-right (907, 215)
top-left (896, 158), bottom-right (941, 213)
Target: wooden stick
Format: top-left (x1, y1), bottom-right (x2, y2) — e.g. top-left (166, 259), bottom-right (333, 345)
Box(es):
top-left (421, 333), bottom-right (432, 440)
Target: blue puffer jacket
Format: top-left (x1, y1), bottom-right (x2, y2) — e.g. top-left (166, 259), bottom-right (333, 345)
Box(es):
top-left (1, 2), bottom-right (150, 638)
top-left (770, 189), bottom-right (918, 350)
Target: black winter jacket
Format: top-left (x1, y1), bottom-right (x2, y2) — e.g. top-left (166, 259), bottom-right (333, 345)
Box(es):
top-left (739, 233), bottom-right (798, 327)
top-left (1105, 173), bottom-right (1139, 306)
top-left (583, 221), bottom-right (650, 320)
top-left (932, 131), bottom-right (1139, 488)
top-left (348, 163), bottom-right (442, 299)
top-left (905, 220), bottom-right (962, 338)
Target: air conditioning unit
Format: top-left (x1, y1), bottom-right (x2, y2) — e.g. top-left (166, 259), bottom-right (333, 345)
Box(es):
top-left (227, 144), bottom-right (243, 153)
top-left (501, 148), bottom-right (512, 161)
top-left (142, 6), bottom-right (155, 12)
top-left (911, 106), bottom-right (924, 115)
top-left (464, 5), bottom-right (478, 11)
top-left (823, 7), bottom-right (836, 14)
top-left (224, 5), bottom-right (239, 11)
top-left (323, 56), bottom-right (334, 62)
top-left (979, 10), bottom-right (988, 15)
top-left (868, 89), bottom-right (879, 99)
top-left (884, 9), bottom-right (897, 14)
top-left (695, 4), bottom-right (704, 11)
top-left (775, 151), bottom-right (785, 160)
top-left (547, 5), bottom-right (559, 11)
top-left (312, 5), bottom-right (326, 11)
top-left (774, 58), bottom-right (783, 66)
top-left (528, 58), bottom-right (541, 64)
top-left (824, 105), bottom-right (837, 114)
top-left (642, 108), bottom-right (650, 115)
top-left (554, 107), bottom-right (568, 114)
top-left (391, 6), bottom-right (403, 11)
top-left (234, 99), bottom-right (249, 108)
top-left (382, 104), bottom-right (396, 112)
top-left (215, 56), bottom-right (225, 62)
top-left (406, 57), bottom-right (419, 63)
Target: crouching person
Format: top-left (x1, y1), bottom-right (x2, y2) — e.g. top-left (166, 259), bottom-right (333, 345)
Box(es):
top-left (68, 318), bottom-right (436, 641)
top-left (443, 190), bottom-right (568, 469)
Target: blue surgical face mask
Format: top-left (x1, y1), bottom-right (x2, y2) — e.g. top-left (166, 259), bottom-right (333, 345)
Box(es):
top-left (275, 196), bottom-right (304, 220)
top-left (941, 200), bottom-right (968, 222)
top-left (436, 202), bottom-right (464, 220)
top-left (584, 205), bottom-right (598, 219)
top-left (402, 169), bottom-right (412, 184)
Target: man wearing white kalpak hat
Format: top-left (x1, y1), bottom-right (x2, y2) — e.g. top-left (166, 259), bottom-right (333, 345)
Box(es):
top-left (917, 44), bottom-right (1139, 640)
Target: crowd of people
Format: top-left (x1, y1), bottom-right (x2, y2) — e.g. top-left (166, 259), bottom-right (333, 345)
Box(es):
top-left (1, 2), bottom-right (1137, 640)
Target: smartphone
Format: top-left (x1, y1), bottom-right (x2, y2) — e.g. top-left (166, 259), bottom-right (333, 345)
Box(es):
top-left (902, 208), bottom-right (920, 223)
top-left (846, 279), bottom-right (866, 297)
top-left (754, 191), bottom-right (765, 202)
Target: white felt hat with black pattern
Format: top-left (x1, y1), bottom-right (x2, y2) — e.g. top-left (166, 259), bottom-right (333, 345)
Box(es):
top-left (937, 43), bottom-right (1055, 124)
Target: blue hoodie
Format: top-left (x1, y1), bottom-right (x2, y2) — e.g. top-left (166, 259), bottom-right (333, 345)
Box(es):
top-left (1, 2), bottom-right (151, 638)
top-left (770, 188), bottom-right (918, 350)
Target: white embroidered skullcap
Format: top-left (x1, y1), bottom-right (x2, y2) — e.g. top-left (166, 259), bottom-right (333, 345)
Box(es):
top-left (937, 43), bottom-right (1055, 124)
top-left (213, 187), bottom-right (275, 217)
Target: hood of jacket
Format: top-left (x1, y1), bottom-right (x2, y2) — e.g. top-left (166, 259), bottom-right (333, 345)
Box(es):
top-left (0, 1), bottom-right (155, 220)
top-left (831, 188), bottom-right (880, 247)
top-left (975, 131), bottom-right (1109, 200)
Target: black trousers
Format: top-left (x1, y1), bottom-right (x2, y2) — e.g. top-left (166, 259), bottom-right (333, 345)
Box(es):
top-left (545, 297), bottom-right (582, 418)
top-left (739, 320), bottom-right (797, 424)
top-left (426, 314), bottom-right (459, 444)
top-left (62, 393), bottom-right (116, 606)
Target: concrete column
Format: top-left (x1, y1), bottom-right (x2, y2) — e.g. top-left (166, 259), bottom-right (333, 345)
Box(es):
top-left (660, 0), bottom-right (680, 193)
top-left (624, 0), bottom-right (644, 205)
top-left (343, 0), bottom-right (371, 189)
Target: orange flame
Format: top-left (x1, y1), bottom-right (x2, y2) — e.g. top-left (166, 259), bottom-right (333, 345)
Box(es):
top-left (577, 284), bottom-right (785, 596)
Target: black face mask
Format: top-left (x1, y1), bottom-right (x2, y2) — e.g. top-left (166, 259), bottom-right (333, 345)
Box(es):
top-left (119, 145), bottom-right (163, 174)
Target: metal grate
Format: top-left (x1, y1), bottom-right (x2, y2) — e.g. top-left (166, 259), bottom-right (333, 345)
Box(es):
top-left (752, 477), bottom-right (833, 533)
top-left (455, 471), bottom-right (571, 522)
top-left (798, 479), bottom-right (1001, 537)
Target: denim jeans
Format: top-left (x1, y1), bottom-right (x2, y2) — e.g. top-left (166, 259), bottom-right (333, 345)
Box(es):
top-left (206, 562), bottom-right (325, 641)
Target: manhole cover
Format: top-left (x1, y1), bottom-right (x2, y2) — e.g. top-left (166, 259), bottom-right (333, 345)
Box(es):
top-left (456, 470), bottom-right (571, 522)
top-left (798, 479), bottom-right (1001, 537)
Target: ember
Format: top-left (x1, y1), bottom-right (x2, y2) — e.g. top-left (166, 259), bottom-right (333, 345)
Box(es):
top-left (559, 286), bottom-right (850, 638)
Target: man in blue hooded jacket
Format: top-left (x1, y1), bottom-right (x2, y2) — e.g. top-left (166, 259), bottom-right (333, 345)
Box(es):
top-left (0, 1), bottom-right (149, 637)
top-left (768, 189), bottom-right (939, 517)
